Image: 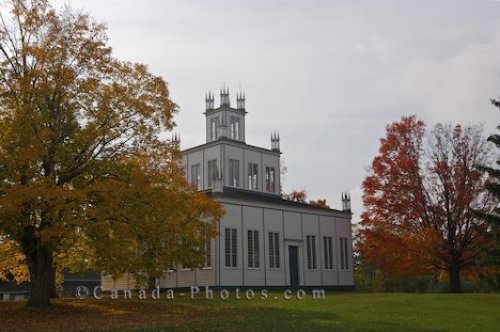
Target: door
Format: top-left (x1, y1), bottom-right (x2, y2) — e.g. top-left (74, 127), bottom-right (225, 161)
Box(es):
top-left (289, 246), bottom-right (299, 289)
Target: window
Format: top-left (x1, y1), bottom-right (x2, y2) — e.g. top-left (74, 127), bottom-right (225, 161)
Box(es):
top-left (229, 159), bottom-right (240, 187)
top-left (265, 167), bottom-right (276, 192)
top-left (247, 230), bottom-right (260, 268)
top-left (204, 237), bottom-right (211, 268)
top-left (248, 163), bottom-right (258, 190)
top-left (340, 237), bottom-right (349, 270)
top-left (190, 164), bottom-right (201, 190)
top-left (210, 117), bottom-right (219, 141)
top-left (323, 236), bottom-right (333, 270)
top-left (230, 116), bottom-right (240, 140)
top-left (268, 232), bottom-right (280, 268)
top-left (207, 159), bottom-right (218, 188)
top-left (225, 228), bottom-right (237, 268)
top-left (306, 235), bottom-right (317, 269)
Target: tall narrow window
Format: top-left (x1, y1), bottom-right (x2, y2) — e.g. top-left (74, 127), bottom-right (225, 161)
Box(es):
top-left (247, 230), bottom-right (260, 268)
top-left (190, 164), bottom-right (201, 190)
top-left (229, 159), bottom-right (240, 187)
top-left (268, 232), bottom-right (280, 268)
top-left (306, 235), bottom-right (317, 269)
top-left (225, 228), bottom-right (237, 268)
top-left (265, 166), bottom-right (276, 192)
top-left (323, 236), bottom-right (333, 270)
top-left (248, 163), bottom-right (258, 190)
top-left (340, 237), bottom-right (349, 270)
top-left (210, 117), bottom-right (219, 141)
top-left (207, 159), bottom-right (218, 188)
top-left (230, 116), bottom-right (240, 140)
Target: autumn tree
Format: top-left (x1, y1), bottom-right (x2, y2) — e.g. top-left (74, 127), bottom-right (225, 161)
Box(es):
top-left (358, 116), bottom-right (489, 293)
top-left (308, 199), bottom-right (330, 209)
top-left (282, 190), bottom-right (330, 208)
top-left (283, 190), bottom-right (307, 203)
top-left (0, 0), bottom-right (222, 307)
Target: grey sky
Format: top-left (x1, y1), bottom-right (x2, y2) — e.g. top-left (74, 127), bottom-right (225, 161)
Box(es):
top-left (50, 0), bottom-right (500, 222)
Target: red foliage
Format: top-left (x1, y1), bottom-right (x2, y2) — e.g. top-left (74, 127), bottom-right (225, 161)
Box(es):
top-left (357, 116), bottom-right (489, 291)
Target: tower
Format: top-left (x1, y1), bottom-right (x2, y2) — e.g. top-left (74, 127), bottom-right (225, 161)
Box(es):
top-left (204, 85), bottom-right (247, 143)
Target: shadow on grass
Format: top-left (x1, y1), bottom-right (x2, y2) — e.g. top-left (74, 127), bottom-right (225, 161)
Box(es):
top-left (125, 304), bottom-right (447, 332)
top-left (0, 299), bottom-right (213, 332)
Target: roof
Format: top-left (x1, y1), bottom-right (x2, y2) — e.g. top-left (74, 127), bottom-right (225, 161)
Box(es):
top-left (181, 137), bottom-right (281, 155)
top-left (0, 282), bottom-right (29, 293)
top-left (203, 106), bottom-right (247, 115)
top-left (205, 187), bottom-right (350, 215)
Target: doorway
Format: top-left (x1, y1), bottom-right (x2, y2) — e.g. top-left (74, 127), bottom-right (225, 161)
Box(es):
top-left (288, 246), bottom-right (299, 289)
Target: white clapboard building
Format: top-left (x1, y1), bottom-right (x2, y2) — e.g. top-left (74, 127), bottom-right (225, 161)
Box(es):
top-left (102, 88), bottom-right (354, 291)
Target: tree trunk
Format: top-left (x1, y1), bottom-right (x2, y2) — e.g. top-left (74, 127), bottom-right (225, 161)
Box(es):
top-left (25, 240), bottom-right (54, 307)
top-left (448, 260), bottom-right (462, 293)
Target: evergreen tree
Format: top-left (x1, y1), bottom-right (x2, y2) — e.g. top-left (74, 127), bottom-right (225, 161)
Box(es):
top-left (475, 97), bottom-right (500, 290)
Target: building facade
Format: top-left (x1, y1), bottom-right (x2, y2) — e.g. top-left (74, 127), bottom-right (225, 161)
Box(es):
top-left (102, 87), bottom-right (354, 290)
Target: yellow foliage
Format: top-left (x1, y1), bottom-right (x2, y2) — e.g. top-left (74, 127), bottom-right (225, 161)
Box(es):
top-left (0, 240), bottom-right (29, 283)
top-left (0, 0), bottom-right (224, 305)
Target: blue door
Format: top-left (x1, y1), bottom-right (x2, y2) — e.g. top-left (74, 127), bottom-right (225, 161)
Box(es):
top-left (289, 246), bottom-right (299, 288)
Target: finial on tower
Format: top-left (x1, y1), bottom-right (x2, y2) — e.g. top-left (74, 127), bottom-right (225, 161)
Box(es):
top-left (271, 131), bottom-right (280, 152)
top-left (205, 91), bottom-right (214, 110)
top-left (220, 85), bottom-right (230, 107)
top-left (172, 133), bottom-right (181, 149)
top-left (236, 90), bottom-right (246, 110)
top-left (341, 192), bottom-right (351, 212)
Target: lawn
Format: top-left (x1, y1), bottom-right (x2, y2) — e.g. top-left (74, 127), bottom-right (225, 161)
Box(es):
top-left (0, 292), bottom-right (499, 331)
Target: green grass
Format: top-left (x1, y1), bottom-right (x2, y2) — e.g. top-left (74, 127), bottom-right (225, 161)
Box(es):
top-left (164, 292), bottom-right (500, 332)
top-left (1, 292), bottom-right (499, 331)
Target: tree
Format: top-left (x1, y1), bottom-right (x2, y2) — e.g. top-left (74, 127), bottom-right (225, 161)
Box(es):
top-left (283, 190), bottom-right (307, 203)
top-left (282, 189), bottom-right (330, 208)
top-left (0, 0), bottom-right (222, 307)
top-left (309, 199), bottom-right (330, 209)
top-left (358, 116), bottom-right (489, 292)
top-left (474, 97), bottom-right (500, 290)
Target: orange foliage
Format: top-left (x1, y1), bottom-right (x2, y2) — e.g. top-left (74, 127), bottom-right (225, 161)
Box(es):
top-left (358, 116), bottom-right (490, 291)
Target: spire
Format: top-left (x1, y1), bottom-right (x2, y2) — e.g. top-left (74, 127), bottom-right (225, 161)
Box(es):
top-left (220, 85), bottom-right (230, 108)
top-left (236, 90), bottom-right (245, 110)
top-left (271, 131), bottom-right (280, 152)
top-left (342, 191), bottom-right (351, 212)
top-left (172, 133), bottom-right (181, 149)
top-left (205, 91), bottom-right (214, 110)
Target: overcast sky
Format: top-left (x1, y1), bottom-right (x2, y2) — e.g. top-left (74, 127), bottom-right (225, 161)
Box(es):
top-left (50, 0), bottom-right (500, 222)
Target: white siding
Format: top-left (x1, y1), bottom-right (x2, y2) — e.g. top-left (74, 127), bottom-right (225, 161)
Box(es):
top-left (262, 153), bottom-right (280, 194)
top-left (101, 274), bottom-right (138, 290)
top-left (283, 212), bottom-right (301, 240)
top-left (224, 145), bottom-right (245, 189)
top-left (336, 216), bottom-right (354, 286)
top-left (218, 204), bottom-right (243, 286)
top-left (320, 216), bottom-right (338, 285)
top-left (264, 209), bottom-right (286, 286)
top-left (242, 206), bottom-right (265, 285)
top-left (302, 214), bottom-right (321, 286)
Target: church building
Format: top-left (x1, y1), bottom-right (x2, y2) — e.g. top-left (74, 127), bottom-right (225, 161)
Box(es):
top-left (163, 87), bottom-right (354, 290)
